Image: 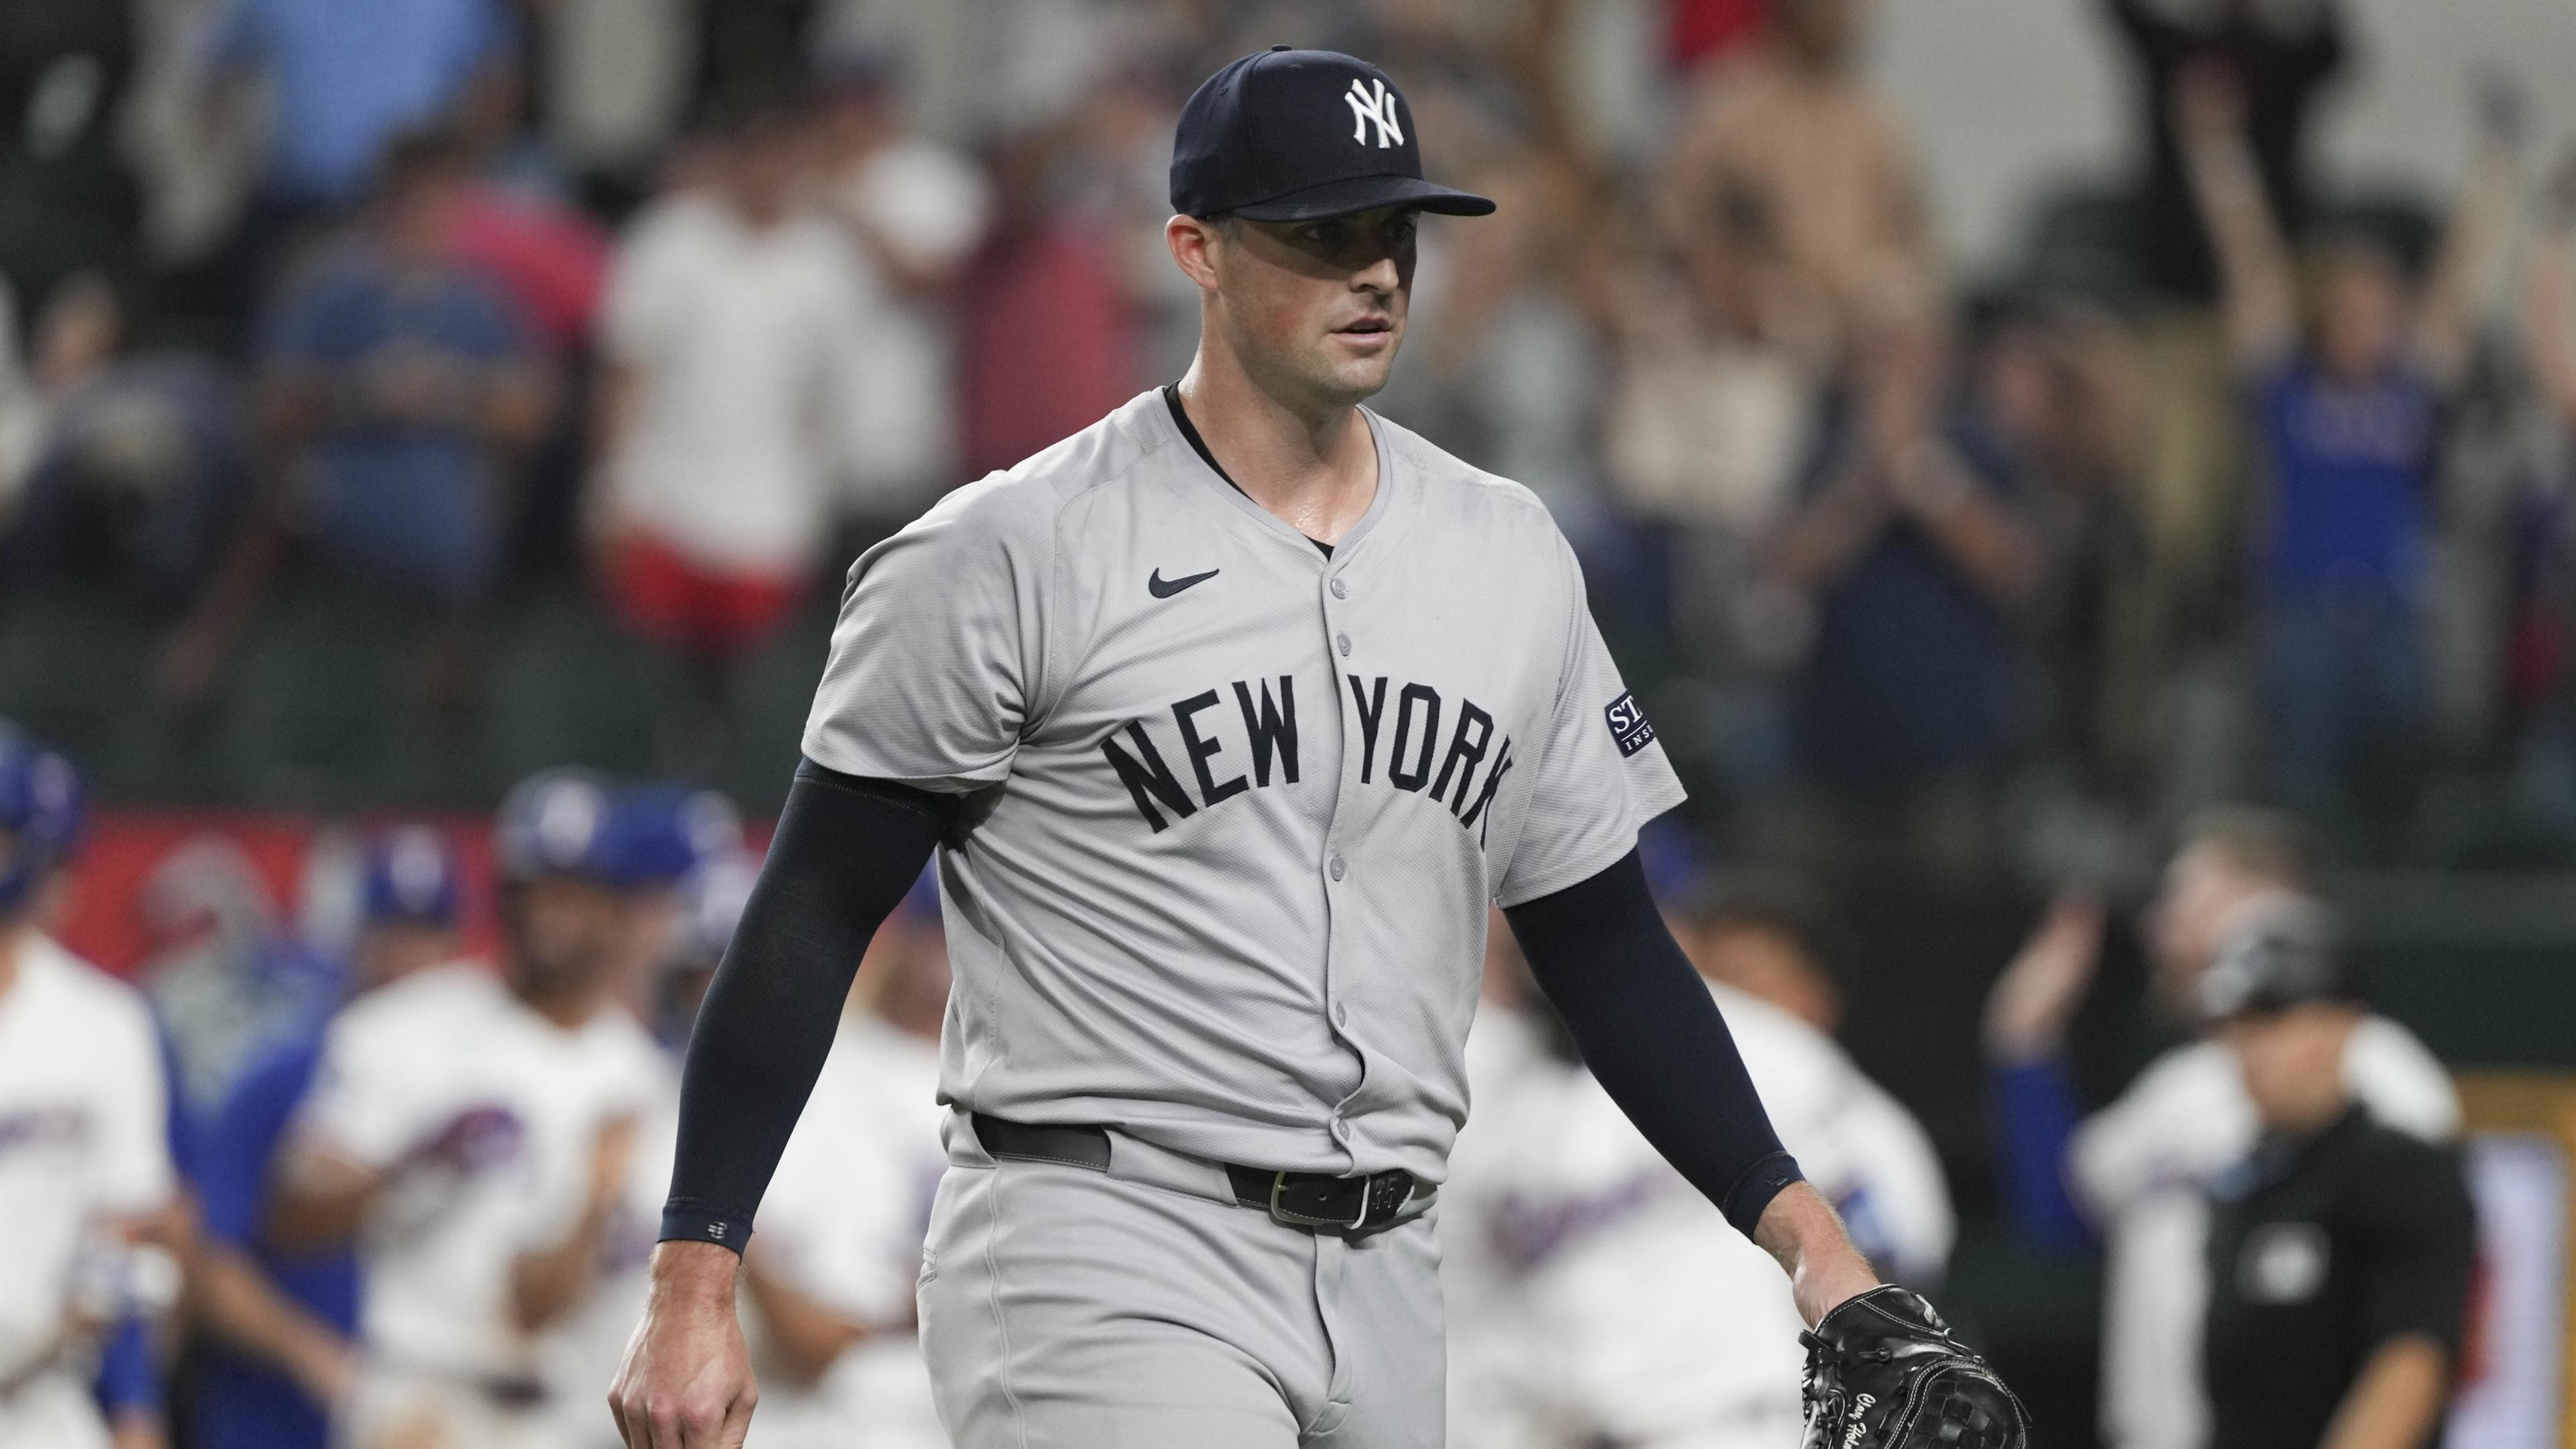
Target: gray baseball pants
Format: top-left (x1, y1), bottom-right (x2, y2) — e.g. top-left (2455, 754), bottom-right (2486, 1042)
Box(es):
top-left (917, 1110), bottom-right (1446, 1448)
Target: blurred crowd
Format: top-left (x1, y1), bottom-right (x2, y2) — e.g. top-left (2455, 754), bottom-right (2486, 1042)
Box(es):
top-left (8, 0), bottom-right (2576, 873)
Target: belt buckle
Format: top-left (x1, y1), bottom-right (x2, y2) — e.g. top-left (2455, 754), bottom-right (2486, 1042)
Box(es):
top-left (1265, 1171), bottom-right (1374, 1231)
top-left (1265, 1170), bottom-right (1391, 1232)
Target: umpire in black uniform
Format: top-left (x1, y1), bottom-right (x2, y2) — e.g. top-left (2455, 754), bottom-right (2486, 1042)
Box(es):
top-left (2196, 900), bottom-right (2478, 1449)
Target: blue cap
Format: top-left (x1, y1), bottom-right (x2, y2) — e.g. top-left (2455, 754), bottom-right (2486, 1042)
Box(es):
top-left (1170, 49), bottom-right (1494, 222)
top-left (0, 722), bottom-right (83, 913)
top-left (604, 783), bottom-right (743, 890)
top-left (494, 769), bottom-right (622, 883)
top-left (360, 824), bottom-right (461, 927)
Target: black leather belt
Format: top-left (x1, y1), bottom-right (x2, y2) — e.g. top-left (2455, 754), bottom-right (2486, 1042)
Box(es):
top-left (971, 1114), bottom-right (1420, 1233)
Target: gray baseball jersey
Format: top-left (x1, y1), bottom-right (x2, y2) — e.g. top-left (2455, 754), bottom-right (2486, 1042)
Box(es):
top-left (802, 387), bottom-right (1684, 1183)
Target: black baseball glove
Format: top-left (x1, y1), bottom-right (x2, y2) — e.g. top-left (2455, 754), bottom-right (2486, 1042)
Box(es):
top-left (1799, 1287), bottom-right (2028, 1449)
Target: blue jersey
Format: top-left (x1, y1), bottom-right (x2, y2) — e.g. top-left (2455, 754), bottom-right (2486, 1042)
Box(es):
top-left (185, 1022), bottom-right (358, 1449)
top-left (2253, 357), bottom-right (2439, 600)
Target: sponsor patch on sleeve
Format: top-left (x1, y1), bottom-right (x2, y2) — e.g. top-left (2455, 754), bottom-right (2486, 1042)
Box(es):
top-left (1604, 691), bottom-right (1656, 758)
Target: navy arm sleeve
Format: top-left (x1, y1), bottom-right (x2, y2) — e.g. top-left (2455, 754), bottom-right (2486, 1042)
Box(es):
top-left (1503, 848), bottom-right (1804, 1238)
top-left (659, 758), bottom-right (960, 1251)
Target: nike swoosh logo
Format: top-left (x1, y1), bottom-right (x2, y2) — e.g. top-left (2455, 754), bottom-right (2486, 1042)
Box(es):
top-left (1148, 568), bottom-right (1220, 598)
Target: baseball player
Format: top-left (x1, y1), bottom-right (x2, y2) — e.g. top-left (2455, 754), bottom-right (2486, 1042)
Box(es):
top-left (614, 48), bottom-right (2020, 1449)
top-left (1466, 974), bottom-right (1957, 1448)
top-left (270, 771), bottom-right (668, 1449)
top-left (1982, 807), bottom-right (2456, 1449)
top-left (184, 824), bottom-right (468, 1449)
top-left (1667, 873), bottom-right (1954, 1288)
top-left (0, 724), bottom-right (180, 1449)
top-left (549, 786), bottom-right (746, 1449)
top-left (1439, 915), bottom-right (1564, 1449)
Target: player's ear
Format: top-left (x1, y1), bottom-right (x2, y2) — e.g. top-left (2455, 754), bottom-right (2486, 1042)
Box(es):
top-left (1167, 213), bottom-right (1224, 293)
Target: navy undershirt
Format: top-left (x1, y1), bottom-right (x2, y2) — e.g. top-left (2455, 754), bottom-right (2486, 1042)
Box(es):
top-left (1163, 383), bottom-right (1334, 557)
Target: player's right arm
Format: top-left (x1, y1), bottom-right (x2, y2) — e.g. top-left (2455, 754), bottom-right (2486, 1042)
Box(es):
top-left (608, 765), bottom-right (955, 1448)
top-left (615, 476), bottom-right (1046, 1446)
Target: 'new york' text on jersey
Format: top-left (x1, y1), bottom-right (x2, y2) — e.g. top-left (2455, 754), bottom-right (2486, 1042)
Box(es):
top-left (802, 390), bottom-right (1684, 1182)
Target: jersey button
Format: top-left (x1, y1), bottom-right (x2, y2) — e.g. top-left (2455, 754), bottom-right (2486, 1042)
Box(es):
top-left (1334, 1002), bottom-right (1350, 1026)
top-left (1329, 855), bottom-right (1346, 880)
top-left (1335, 633), bottom-right (1351, 656)
top-left (1330, 578), bottom-right (1348, 599)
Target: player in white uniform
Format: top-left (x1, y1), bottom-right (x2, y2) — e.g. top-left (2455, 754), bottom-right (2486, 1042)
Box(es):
top-left (1440, 913), bottom-right (1562, 1449)
top-left (1458, 938), bottom-right (1953, 1447)
top-left (1666, 871), bottom-right (1953, 1289)
top-left (1982, 808), bottom-right (2456, 1449)
top-left (548, 784), bottom-right (744, 1449)
top-left (0, 727), bottom-right (178, 1449)
top-left (270, 771), bottom-right (668, 1449)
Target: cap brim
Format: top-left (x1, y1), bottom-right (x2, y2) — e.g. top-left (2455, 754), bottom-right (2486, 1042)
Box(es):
top-left (1230, 173), bottom-right (1496, 221)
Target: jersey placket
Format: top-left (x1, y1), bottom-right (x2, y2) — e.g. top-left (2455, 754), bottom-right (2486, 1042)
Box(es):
top-left (1159, 393), bottom-right (1399, 1175)
top-left (1314, 500), bottom-right (1387, 1177)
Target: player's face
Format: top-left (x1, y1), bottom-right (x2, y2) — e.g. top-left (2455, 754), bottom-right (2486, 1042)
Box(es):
top-left (354, 923), bottom-right (456, 993)
top-left (508, 875), bottom-right (627, 998)
top-left (2220, 1004), bottom-right (2358, 1131)
top-left (1209, 206), bottom-right (1418, 407)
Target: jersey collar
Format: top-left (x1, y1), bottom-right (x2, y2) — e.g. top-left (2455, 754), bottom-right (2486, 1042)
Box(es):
top-left (1143, 385), bottom-right (1397, 565)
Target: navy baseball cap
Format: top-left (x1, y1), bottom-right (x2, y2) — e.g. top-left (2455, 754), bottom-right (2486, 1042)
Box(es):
top-left (1171, 48), bottom-right (1495, 222)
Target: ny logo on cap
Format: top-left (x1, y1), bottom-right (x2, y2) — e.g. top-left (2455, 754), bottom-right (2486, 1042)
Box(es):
top-left (1344, 77), bottom-right (1403, 149)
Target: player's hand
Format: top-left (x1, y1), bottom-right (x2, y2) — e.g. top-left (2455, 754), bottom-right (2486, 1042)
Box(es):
top-left (609, 1241), bottom-right (757, 1448)
top-left (1982, 891), bottom-right (2105, 1063)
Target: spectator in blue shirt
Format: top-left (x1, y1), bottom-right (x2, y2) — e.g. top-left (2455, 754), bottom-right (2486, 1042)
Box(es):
top-left (161, 132), bottom-right (555, 709)
top-left (1766, 313), bottom-right (2046, 792)
top-left (181, 825), bottom-right (464, 1449)
top-left (2175, 66), bottom-right (2518, 822)
top-left (197, 0), bottom-right (521, 216)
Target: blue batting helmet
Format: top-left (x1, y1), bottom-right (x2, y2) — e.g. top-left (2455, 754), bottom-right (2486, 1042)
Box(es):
top-left (603, 783), bottom-right (743, 890)
top-left (360, 824), bottom-right (462, 928)
top-left (0, 722), bottom-right (85, 914)
top-left (493, 769), bottom-right (623, 884)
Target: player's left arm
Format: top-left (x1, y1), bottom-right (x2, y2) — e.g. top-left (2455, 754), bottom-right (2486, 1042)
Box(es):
top-left (1502, 849), bottom-right (1877, 1326)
